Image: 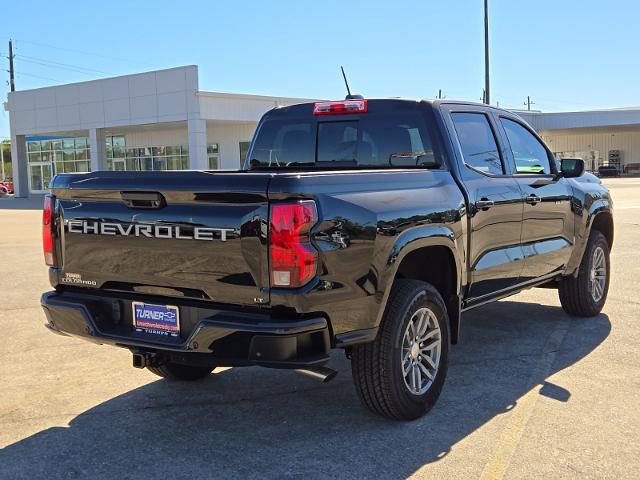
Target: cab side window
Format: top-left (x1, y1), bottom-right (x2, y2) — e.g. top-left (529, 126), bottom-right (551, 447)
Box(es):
top-left (451, 112), bottom-right (504, 176)
top-left (500, 118), bottom-right (552, 175)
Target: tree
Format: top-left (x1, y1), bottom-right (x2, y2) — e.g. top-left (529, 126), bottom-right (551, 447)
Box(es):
top-left (1, 140), bottom-right (11, 179)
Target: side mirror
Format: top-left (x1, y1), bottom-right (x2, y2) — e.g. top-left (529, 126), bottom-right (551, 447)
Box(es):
top-left (560, 158), bottom-right (585, 178)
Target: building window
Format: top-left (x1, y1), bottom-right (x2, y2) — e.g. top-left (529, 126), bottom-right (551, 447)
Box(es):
top-left (106, 136), bottom-right (189, 171)
top-left (106, 135), bottom-right (127, 170)
top-left (126, 144), bottom-right (188, 171)
top-left (239, 141), bottom-right (251, 167)
top-left (26, 137), bottom-right (90, 192)
top-left (208, 143), bottom-right (220, 169)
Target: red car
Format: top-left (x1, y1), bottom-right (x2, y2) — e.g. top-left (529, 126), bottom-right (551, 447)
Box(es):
top-left (1, 178), bottom-right (14, 194)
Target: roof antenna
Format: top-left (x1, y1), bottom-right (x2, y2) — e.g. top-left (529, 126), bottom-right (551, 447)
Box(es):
top-left (341, 66), bottom-right (363, 100)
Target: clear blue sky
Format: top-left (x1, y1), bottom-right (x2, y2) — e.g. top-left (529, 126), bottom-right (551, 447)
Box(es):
top-left (2, 0), bottom-right (639, 138)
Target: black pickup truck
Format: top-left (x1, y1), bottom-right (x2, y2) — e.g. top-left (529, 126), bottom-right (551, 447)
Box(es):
top-left (41, 99), bottom-right (613, 420)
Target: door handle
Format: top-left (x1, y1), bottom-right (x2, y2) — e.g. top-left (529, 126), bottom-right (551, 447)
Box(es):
top-left (475, 198), bottom-right (495, 211)
top-left (525, 194), bottom-right (542, 206)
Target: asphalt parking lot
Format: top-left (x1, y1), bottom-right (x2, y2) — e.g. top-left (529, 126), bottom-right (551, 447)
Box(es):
top-left (0, 178), bottom-right (638, 479)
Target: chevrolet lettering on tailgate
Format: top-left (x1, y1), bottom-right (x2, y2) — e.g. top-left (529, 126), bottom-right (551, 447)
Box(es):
top-left (66, 219), bottom-right (235, 241)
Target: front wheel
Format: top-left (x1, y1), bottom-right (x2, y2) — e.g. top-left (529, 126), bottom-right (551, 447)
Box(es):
top-left (559, 230), bottom-right (610, 317)
top-left (351, 280), bottom-right (450, 420)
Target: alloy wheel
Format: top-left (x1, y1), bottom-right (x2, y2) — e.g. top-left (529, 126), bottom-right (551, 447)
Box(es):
top-left (401, 307), bottom-right (442, 395)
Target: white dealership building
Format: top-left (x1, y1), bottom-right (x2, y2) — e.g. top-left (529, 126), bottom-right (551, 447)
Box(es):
top-left (5, 65), bottom-right (315, 197)
top-left (5, 65), bottom-right (640, 197)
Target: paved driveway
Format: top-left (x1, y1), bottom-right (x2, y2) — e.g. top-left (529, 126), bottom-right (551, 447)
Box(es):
top-left (0, 179), bottom-right (638, 479)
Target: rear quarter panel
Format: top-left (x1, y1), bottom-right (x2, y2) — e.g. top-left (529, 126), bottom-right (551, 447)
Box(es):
top-left (268, 169), bottom-right (466, 335)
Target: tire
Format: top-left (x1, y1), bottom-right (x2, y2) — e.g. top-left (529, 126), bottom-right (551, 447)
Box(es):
top-left (351, 279), bottom-right (450, 421)
top-left (147, 362), bottom-right (214, 381)
top-left (559, 230), bottom-right (610, 317)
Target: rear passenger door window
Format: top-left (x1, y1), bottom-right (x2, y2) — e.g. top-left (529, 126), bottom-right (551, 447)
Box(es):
top-left (451, 112), bottom-right (504, 176)
top-left (500, 118), bottom-right (552, 175)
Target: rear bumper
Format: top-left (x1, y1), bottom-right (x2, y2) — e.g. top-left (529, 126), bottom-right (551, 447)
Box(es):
top-left (41, 290), bottom-right (331, 367)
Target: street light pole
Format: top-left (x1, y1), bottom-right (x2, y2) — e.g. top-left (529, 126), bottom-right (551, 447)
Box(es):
top-left (484, 0), bottom-right (490, 105)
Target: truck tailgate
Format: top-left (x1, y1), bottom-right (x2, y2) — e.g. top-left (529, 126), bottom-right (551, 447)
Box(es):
top-left (50, 171), bottom-right (271, 306)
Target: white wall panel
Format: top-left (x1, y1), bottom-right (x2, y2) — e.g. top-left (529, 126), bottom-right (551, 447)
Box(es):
top-left (57, 104), bottom-right (81, 128)
top-left (129, 95), bottom-right (158, 120)
top-left (35, 107), bottom-right (58, 129)
top-left (104, 98), bottom-right (130, 122)
top-left (122, 126), bottom-right (188, 147)
top-left (7, 66), bottom-right (198, 135)
top-left (520, 110), bottom-right (640, 131)
top-left (9, 92), bottom-right (35, 111)
top-left (541, 129), bottom-right (640, 166)
top-left (156, 68), bottom-right (188, 94)
top-left (76, 81), bottom-right (103, 103)
top-left (79, 101), bottom-right (105, 126)
top-left (128, 72), bottom-right (157, 97)
top-left (34, 88), bottom-right (56, 109)
top-left (101, 76), bottom-right (130, 101)
top-left (207, 122), bottom-right (257, 169)
top-left (200, 96), bottom-right (277, 122)
top-left (198, 93), bottom-right (317, 123)
top-left (158, 91), bottom-right (187, 117)
top-left (55, 84), bottom-right (80, 106)
top-left (11, 109), bottom-right (35, 132)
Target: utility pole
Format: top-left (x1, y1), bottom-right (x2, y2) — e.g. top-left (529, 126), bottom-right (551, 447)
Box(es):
top-left (437, 89), bottom-right (443, 99)
top-left (525, 95), bottom-right (534, 111)
top-left (484, 0), bottom-right (490, 105)
top-left (8, 39), bottom-right (15, 92)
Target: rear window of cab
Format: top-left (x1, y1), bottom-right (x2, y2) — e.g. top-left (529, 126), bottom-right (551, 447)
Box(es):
top-left (246, 103), bottom-right (443, 170)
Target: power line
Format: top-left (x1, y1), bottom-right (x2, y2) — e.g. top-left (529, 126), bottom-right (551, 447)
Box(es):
top-left (3, 36), bottom-right (151, 66)
top-left (13, 71), bottom-right (63, 83)
top-left (15, 55), bottom-right (113, 77)
top-left (15, 54), bottom-right (114, 76)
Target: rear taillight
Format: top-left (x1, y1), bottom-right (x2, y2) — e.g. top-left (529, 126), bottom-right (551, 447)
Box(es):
top-left (43, 194), bottom-right (57, 267)
top-left (270, 201), bottom-right (318, 288)
top-left (313, 99), bottom-right (368, 115)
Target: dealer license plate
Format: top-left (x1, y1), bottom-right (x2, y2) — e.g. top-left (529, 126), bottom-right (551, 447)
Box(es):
top-left (132, 302), bottom-right (180, 336)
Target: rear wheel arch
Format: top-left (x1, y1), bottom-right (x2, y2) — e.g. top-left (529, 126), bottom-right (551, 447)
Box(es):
top-left (392, 245), bottom-right (461, 344)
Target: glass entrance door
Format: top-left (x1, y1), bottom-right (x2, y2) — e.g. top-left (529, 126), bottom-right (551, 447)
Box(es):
top-left (29, 163), bottom-right (53, 193)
